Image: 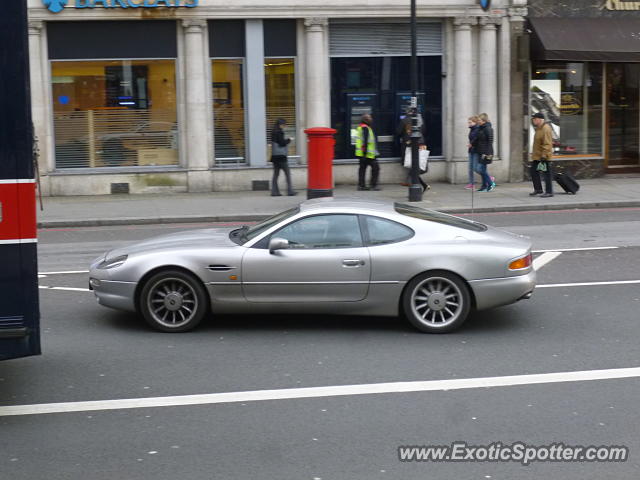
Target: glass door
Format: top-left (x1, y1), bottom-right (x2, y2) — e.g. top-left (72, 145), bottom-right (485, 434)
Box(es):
top-left (606, 63), bottom-right (640, 168)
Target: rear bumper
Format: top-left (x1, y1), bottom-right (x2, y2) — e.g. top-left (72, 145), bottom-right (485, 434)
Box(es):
top-left (91, 279), bottom-right (137, 312)
top-left (469, 270), bottom-right (536, 311)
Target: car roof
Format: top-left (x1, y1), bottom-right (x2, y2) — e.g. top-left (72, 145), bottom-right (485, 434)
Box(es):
top-left (299, 197), bottom-right (397, 215)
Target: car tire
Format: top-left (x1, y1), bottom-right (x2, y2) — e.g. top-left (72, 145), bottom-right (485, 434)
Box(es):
top-left (139, 269), bottom-right (208, 333)
top-left (402, 271), bottom-right (471, 333)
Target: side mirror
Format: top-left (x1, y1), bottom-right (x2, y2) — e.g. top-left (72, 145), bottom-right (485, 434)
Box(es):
top-left (268, 237), bottom-right (290, 254)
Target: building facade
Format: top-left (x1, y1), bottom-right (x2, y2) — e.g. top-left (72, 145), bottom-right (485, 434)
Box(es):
top-left (27, 0), bottom-right (528, 196)
top-left (528, 0), bottom-right (640, 176)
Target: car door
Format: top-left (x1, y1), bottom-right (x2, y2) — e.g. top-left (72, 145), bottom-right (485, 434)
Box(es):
top-left (242, 214), bottom-right (370, 303)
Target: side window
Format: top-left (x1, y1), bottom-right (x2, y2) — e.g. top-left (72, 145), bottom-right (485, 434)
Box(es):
top-left (273, 214), bottom-right (363, 249)
top-left (364, 216), bottom-right (414, 246)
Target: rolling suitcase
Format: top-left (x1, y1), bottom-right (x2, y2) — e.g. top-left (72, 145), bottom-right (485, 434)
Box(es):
top-left (554, 172), bottom-right (580, 195)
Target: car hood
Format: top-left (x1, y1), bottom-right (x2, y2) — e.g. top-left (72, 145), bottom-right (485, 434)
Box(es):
top-left (105, 228), bottom-right (238, 259)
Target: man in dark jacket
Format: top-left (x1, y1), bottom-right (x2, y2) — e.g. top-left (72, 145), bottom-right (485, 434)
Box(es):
top-left (530, 112), bottom-right (554, 197)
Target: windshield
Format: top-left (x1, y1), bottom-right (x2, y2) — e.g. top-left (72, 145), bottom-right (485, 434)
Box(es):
top-left (394, 203), bottom-right (487, 232)
top-left (230, 207), bottom-right (300, 245)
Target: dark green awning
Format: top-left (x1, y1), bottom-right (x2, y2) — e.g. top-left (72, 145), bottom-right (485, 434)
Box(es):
top-left (530, 17), bottom-right (640, 62)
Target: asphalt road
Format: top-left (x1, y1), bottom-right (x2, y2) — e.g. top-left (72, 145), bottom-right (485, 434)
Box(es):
top-left (1, 207), bottom-right (640, 479)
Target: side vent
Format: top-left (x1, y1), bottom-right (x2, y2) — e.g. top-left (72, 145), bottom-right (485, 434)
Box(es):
top-left (207, 265), bottom-right (235, 272)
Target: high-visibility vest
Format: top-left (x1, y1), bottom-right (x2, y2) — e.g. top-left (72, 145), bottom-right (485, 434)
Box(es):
top-left (355, 124), bottom-right (377, 159)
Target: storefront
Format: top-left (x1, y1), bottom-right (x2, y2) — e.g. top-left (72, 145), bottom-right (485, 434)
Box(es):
top-left (529, 0), bottom-right (640, 175)
top-left (27, 0), bottom-right (527, 195)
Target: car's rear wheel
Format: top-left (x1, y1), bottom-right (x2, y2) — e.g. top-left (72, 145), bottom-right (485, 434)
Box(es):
top-left (139, 270), bottom-right (208, 332)
top-left (403, 271), bottom-right (471, 333)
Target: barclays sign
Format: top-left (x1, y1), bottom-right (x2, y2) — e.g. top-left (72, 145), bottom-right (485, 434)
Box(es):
top-left (43, 0), bottom-right (199, 13)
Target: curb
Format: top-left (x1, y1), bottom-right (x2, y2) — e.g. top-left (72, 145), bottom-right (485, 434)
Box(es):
top-left (37, 200), bottom-right (640, 229)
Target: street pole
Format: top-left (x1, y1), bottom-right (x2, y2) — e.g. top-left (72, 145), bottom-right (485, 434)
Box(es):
top-left (408, 0), bottom-right (423, 202)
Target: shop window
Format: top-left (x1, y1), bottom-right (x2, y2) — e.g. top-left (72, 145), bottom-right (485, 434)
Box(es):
top-left (330, 56), bottom-right (442, 160)
top-left (51, 60), bottom-right (178, 169)
top-left (212, 59), bottom-right (246, 165)
top-left (606, 63), bottom-right (639, 167)
top-left (265, 58), bottom-right (297, 158)
top-left (531, 62), bottom-right (603, 156)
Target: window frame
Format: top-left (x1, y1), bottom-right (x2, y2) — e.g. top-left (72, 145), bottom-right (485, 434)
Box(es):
top-left (254, 213), bottom-right (365, 250)
top-left (359, 214), bottom-right (415, 247)
top-left (49, 57), bottom-right (180, 171)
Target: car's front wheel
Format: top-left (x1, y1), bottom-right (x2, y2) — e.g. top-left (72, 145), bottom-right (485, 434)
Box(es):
top-left (403, 271), bottom-right (471, 333)
top-left (139, 269), bottom-right (208, 332)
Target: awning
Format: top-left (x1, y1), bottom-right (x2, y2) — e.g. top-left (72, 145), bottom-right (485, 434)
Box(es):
top-left (529, 17), bottom-right (640, 62)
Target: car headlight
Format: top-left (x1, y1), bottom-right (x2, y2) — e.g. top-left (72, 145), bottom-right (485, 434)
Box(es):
top-left (508, 253), bottom-right (532, 271)
top-left (97, 255), bottom-right (128, 269)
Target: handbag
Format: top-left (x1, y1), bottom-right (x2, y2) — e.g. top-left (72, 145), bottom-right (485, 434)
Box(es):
top-left (536, 160), bottom-right (548, 172)
top-left (480, 154), bottom-right (493, 165)
top-left (404, 148), bottom-right (430, 173)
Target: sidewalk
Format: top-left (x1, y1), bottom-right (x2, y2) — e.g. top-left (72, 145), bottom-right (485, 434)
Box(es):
top-left (37, 177), bottom-right (640, 228)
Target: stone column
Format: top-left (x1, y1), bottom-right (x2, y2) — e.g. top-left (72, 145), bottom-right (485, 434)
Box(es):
top-left (245, 20), bottom-right (267, 167)
top-left (478, 17), bottom-right (500, 157)
top-left (28, 21), bottom-right (51, 191)
top-left (508, 7), bottom-right (527, 183)
top-left (304, 18), bottom-right (330, 128)
top-left (451, 17), bottom-right (477, 182)
top-left (183, 19), bottom-right (211, 192)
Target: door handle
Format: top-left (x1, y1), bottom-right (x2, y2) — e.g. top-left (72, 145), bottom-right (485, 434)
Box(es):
top-left (342, 259), bottom-right (364, 267)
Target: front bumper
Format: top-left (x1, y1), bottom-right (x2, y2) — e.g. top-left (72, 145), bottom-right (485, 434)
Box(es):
top-left (90, 279), bottom-right (137, 312)
top-left (468, 270), bottom-right (536, 311)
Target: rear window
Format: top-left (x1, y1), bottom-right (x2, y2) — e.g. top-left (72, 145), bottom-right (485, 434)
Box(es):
top-left (394, 203), bottom-right (487, 232)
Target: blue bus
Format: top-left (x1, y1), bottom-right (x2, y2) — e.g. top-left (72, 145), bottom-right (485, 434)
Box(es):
top-left (0, 0), bottom-right (41, 360)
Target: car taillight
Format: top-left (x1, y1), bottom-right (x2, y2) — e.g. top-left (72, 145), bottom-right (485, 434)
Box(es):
top-left (509, 253), bottom-right (532, 270)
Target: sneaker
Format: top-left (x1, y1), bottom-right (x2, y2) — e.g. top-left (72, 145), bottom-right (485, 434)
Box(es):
top-left (287, 191), bottom-right (298, 196)
top-left (271, 192), bottom-right (282, 197)
top-left (371, 186), bottom-right (382, 191)
top-left (477, 187), bottom-right (488, 192)
top-left (464, 183), bottom-right (474, 189)
top-left (529, 191), bottom-right (543, 196)
top-left (357, 186), bottom-right (370, 191)
top-left (487, 182), bottom-right (496, 192)
top-left (540, 192), bottom-right (554, 198)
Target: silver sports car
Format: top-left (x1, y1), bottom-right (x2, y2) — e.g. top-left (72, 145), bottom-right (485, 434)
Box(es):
top-left (89, 199), bottom-right (535, 333)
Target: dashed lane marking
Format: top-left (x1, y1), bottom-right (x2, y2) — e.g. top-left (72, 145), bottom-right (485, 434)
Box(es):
top-left (537, 280), bottom-right (640, 289)
top-left (533, 247), bottom-right (619, 253)
top-left (38, 286), bottom-right (90, 292)
top-left (38, 270), bottom-right (89, 275)
top-left (532, 251), bottom-right (563, 271)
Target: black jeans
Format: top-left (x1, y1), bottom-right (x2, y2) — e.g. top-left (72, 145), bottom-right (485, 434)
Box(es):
top-left (358, 157), bottom-right (380, 188)
top-left (530, 160), bottom-right (553, 194)
top-left (271, 157), bottom-right (294, 195)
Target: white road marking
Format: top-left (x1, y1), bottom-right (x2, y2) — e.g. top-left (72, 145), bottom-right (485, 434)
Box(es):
top-left (1, 366), bottom-right (639, 417)
top-left (538, 280), bottom-right (640, 288)
top-left (38, 270), bottom-right (89, 275)
top-left (532, 251), bottom-right (562, 271)
top-left (38, 286), bottom-right (90, 292)
top-left (533, 247), bottom-right (619, 253)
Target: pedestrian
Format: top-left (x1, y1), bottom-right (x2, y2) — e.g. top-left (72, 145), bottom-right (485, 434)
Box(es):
top-left (475, 113), bottom-right (496, 192)
top-left (270, 118), bottom-right (296, 197)
top-left (398, 117), bottom-right (429, 192)
top-left (530, 112), bottom-right (554, 197)
top-left (355, 114), bottom-right (380, 191)
top-left (465, 115), bottom-right (481, 189)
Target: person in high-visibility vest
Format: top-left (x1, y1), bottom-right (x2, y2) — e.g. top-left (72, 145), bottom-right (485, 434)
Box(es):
top-left (355, 114), bottom-right (380, 191)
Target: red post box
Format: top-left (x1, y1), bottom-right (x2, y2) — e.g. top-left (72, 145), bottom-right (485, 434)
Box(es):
top-left (304, 127), bottom-right (336, 199)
